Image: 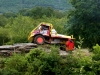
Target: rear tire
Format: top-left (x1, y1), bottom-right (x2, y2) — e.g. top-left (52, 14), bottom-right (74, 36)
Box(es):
top-left (34, 35), bottom-right (45, 45)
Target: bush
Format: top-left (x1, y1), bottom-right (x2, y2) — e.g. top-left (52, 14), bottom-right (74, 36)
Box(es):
top-left (1, 45), bottom-right (99, 75)
top-left (3, 54), bottom-right (27, 75)
top-left (92, 60), bottom-right (100, 75)
top-left (25, 46), bottom-right (61, 75)
top-left (92, 44), bottom-right (100, 61)
top-left (62, 49), bottom-right (94, 75)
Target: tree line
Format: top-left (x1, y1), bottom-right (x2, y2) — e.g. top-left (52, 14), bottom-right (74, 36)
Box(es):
top-left (0, 0), bottom-right (71, 13)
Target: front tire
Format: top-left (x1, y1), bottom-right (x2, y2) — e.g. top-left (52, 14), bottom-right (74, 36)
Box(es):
top-left (34, 35), bottom-right (45, 45)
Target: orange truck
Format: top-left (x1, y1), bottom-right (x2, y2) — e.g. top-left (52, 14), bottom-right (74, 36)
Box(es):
top-left (28, 22), bottom-right (75, 45)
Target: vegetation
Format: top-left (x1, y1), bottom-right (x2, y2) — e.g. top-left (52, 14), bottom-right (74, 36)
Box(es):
top-left (65, 0), bottom-right (100, 47)
top-left (0, 45), bottom-right (100, 75)
top-left (0, 27), bottom-right (10, 45)
top-left (0, 0), bottom-right (72, 13)
top-left (0, 0), bottom-right (100, 74)
top-left (18, 7), bottom-right (66, 19)
top-left (0, 7), bottom-right (67, 45)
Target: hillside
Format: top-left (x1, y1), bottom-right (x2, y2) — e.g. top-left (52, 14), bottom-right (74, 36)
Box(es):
top-left (0, 0), bottom-right (72, 13)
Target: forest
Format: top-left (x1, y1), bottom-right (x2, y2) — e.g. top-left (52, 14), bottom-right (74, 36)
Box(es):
top-left (0, 0), bottom-right (71, 13)
top-left (0, 0), bottom-right (100, 75)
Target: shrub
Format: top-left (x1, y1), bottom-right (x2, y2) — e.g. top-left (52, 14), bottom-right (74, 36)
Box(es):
top-left (92, 44), bottom-right (100, 61)
top-left (25, 46), bottom-right (61, 75)
top-left (3, 54), bottom-right (27, 75)
top-left (62, 49), bottom-right (93, 75)
top-left (92, 60), bottom-right (100, 75)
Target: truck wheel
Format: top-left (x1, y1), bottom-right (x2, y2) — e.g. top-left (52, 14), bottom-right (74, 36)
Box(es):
top-left (34, 35), bottom-right (45, 45)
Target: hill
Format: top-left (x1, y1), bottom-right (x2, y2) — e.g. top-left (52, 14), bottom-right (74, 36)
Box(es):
top-left (0, 0), bottom-right (72, 13)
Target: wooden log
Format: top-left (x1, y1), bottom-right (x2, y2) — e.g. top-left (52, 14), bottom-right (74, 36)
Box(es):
top-left (0, 45), bottom-right (17, 50)
top-left (13, 43), bottom-right (37, 47)
top-left (0, 43), bottom-right (37, 56)
top-left (0, 50), bottom-right (11, 56)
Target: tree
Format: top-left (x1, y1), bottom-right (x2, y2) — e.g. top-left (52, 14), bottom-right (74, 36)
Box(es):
top-left (18, 7), bottom-right (65, 19)
top-left (66, 0), bottom-right (100, 47)
top-left (3, 13), bottom-right (16, 18)
top-left (0, 15), bottom-right (8, 27)
top-left (5, 15), bottom-right (34, 43)
top-left (28, 7), bottom-right (55, 19)
top-left (0, 27), bottom-right (10, 45)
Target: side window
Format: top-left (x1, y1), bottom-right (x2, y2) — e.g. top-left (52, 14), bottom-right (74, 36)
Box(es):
top-left (40, 25), bottom-right (50, 35)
